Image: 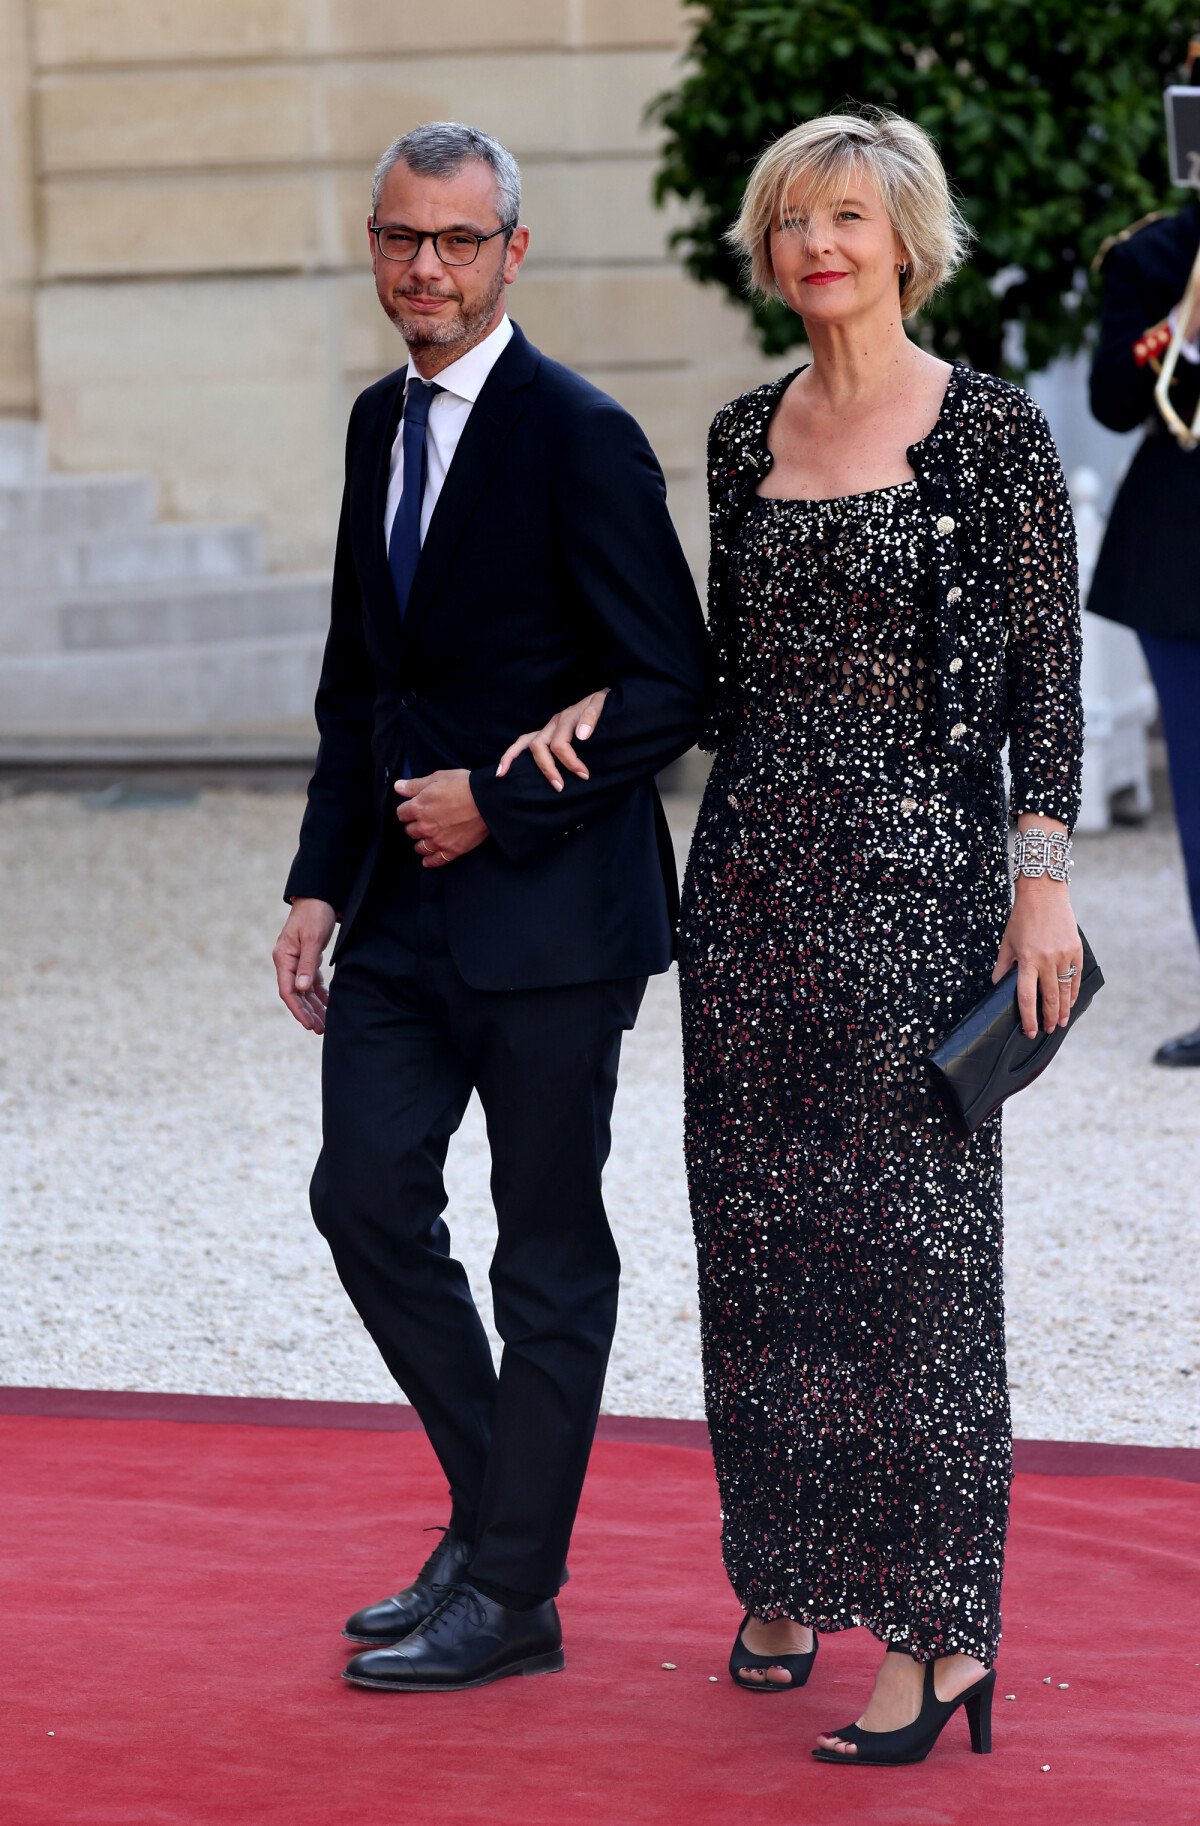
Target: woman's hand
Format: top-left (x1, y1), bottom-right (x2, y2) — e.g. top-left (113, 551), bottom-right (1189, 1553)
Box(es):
top-left (991, 879), bottom-right (1083, 1038)
top-left (495, 689), bottom-right (610, 791)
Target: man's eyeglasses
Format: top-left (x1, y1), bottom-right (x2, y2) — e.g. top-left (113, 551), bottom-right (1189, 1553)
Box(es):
top-left (370, 223), bottom-right (511, 266)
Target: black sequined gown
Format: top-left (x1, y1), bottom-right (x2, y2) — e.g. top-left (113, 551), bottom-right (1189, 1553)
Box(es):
top-left (679, 481), bottom-right (1014, 1665)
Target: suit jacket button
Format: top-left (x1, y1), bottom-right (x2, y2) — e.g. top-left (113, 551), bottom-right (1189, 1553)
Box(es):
top-left (400, 690), bottom-right (416, 708)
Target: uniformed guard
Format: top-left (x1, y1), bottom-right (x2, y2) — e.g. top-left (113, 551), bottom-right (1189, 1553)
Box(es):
top-left (1088, 51), bottom-right (1200, 1067)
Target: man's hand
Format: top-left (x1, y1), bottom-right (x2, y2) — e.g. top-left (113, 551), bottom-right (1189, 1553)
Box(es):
top-left (273, 897), bottom-right (337, 1033)
top-left (395, 769), bottom-right (488, 867)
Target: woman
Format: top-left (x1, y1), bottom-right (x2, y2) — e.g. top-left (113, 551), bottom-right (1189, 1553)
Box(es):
top-left (498, 109), bottom-right (1083, 1765)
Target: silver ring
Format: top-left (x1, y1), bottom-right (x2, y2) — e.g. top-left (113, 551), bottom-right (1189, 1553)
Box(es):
top-left (417, 838), bottom-right (429, 854)
top-left (1056, 965), bottom-right (1078, 981)
top-left (437, 851), bottom-right (449, 863)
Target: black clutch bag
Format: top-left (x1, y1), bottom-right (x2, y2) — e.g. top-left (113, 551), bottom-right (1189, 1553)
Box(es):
top-left (925, 929), bottom-right (1104, 1137)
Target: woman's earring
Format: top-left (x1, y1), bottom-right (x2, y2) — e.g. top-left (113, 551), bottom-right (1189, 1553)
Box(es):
top-left (898, 261), bottom-right (908, 274)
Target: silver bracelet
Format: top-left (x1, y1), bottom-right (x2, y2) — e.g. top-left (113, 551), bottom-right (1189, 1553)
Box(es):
top-left (1013, 825), bottom-right (1072, 883)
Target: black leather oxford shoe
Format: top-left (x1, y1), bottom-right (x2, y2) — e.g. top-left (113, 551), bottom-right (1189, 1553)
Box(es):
top-left (342, 1529), bottom-right (473, 1645)
top-left (1154, 1024), bottom-right (1200, 1067)
top-left (342, 1584), bottom-right (564, 1692)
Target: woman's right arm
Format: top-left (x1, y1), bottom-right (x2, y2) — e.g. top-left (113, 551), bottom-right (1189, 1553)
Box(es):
top-left (999, 398), bottom-right (1085, 1038)
top-left (1003, 398), bottom-right (1084, 831)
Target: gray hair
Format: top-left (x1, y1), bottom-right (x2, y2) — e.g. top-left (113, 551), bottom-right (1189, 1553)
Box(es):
top-left (372, 122), bottom-right (522, 229)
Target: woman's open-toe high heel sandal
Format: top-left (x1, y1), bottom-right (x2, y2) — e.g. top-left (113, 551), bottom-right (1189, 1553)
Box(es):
top-left (812, 1653), bottom-right (995, 1765)
top-left (728, 1615), bottom-right (818, 1693)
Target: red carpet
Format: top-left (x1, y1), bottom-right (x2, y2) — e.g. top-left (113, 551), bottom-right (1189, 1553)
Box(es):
top-left (3, 1408), bottom-right (1197, 1826)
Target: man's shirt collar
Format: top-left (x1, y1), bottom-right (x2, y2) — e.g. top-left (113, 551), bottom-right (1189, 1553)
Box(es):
top-left (406, 314), bottom-right (514, 406)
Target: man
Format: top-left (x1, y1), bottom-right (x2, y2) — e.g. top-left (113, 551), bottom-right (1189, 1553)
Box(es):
top-left (272, 121), bottom-right (711, 1692)
top-left (1088, 176), bottom-right (1200, 1065)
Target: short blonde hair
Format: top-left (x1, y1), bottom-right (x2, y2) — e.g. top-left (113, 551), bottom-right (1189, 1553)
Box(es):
top-left (728, 109), bottom-right (971, 318)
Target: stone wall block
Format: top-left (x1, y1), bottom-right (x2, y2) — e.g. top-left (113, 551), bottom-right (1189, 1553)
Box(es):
top-left (0, 295), bottom-right (37, 413)
top-left (42, 175), bottom-right (321, 278)
top-left (317, 0), bottom-right (568, 55)
top-left (514, 269), bottom-right (689, 367)
top-left (337, 270), bottom-right (402, 379)
top-left (322, 48), bottom-right (672, 164)
top-left (38, 69), bottom-right (317, 174)
top-left (321, 58), bottom-right (568, 163)
top-left (522, 159), bottom-right (676, 263)
top-left (562, 50), bottom-right (676, 153)
top-left (1, 0), bottom-right (37, 413)
top-left (576, 0), bottom-right (690, 48)
top-left (33, 0), bottom-right (310, 67)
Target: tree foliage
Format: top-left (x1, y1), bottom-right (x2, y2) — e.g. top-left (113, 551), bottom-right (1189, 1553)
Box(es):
top-left (651, 0), bottom-right (1195, 375)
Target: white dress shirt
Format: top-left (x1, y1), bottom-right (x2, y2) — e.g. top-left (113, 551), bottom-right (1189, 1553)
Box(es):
top-left (383, 314), bottom-right (515, 551)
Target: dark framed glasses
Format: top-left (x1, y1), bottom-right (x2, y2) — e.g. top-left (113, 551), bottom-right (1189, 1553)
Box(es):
top-left (370, 223), bottom-right (510, 266)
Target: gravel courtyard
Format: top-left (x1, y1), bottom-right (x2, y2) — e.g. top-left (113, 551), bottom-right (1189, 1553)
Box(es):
top-left (2, 785), bottom-right (1196, 1446)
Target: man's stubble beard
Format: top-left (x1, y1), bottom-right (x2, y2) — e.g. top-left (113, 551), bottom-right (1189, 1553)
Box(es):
top-left (386, 263), bottom-right (507, 352)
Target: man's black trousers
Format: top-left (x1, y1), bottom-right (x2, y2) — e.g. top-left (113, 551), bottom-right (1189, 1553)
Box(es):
top-left (312, 837), bottom-right (646, 1603)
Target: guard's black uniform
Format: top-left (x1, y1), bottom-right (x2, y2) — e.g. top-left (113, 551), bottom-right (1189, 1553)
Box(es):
top-left (1088, 201), bottom-right (1200, 1061)
top-left (1088, 201), bottom-right (1200, 641)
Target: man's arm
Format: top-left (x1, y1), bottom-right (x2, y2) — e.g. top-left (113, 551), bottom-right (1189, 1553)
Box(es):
top-left (1090, 233), bottom-right (1200, 434)
top-left (283, 400), bottom-right (377, 909)
top-left (273, 895), bottom-right (337, 1033)
top-left (468, 399), bottom-right (713, 863)
top-left (275, 401), bottom-right (376, 1031)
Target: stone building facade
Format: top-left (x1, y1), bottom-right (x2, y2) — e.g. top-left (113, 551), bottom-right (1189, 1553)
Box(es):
top-left (1, 0), bottom-right (764, 583)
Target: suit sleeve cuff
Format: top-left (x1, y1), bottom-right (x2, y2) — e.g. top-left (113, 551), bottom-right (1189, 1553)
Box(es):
top-left (469, 761), bottom-right (568, 865)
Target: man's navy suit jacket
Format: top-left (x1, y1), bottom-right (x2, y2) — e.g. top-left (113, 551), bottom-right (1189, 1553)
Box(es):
top-left (284, 322), bottom-right (714, 991)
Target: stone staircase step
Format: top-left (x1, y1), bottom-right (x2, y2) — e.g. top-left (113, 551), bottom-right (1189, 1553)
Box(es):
top-left (0, 630), bottom-right (327, 740)
top-left (0, 521), bottom-right (265, 596)
top-left (0, 473), bottom-right (157, 540)
top-left (59, 574), bottom-right (329, 652)
top-left (0, 420), bottom-right (48, 484)
top-left (0, 572), bottom-right (329, 655)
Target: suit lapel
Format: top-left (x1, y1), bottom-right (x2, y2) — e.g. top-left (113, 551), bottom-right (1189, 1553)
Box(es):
top-left (344, 366), bottom-right (407, 667)
top-left (402, 327), bottom-right (539, 635)
top-left (372, 368), bottom-right (407, 579)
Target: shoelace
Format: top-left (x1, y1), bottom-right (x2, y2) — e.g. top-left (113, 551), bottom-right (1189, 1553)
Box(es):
top-left (412, 1584), bottom-right (489, 1641)
top-left (413, 1526), bottom-right (458, 1588)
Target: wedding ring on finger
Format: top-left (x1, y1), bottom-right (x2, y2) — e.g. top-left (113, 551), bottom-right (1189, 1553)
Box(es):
top-left (1056, 964), bottom-right (1079, 982)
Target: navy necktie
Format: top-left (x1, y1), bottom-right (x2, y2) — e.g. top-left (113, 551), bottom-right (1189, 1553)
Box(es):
top-left (388, 380), bottom-right (443, 621)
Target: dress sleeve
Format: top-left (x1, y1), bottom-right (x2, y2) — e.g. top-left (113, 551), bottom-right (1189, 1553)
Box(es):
top-left (1003, 400), bottom-right (1084, 830)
